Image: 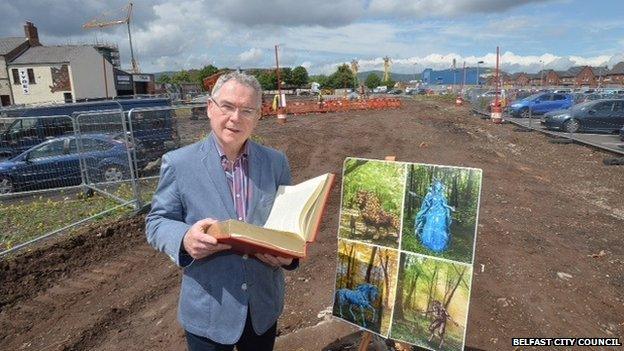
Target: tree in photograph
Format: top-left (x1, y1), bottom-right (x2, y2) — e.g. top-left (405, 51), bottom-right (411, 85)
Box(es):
top-left (394, 256), bottom-right (408, 321)
top-left (404, 258), bottom-right (423, 311)
top-left (365, 246), bottom-right (378, 283)
top-left (345, 243), bottom-right (356, 289)
top-left (425, 265), bottom-right (439, 312)
top-left (443, 264), bottom-right (468, 309)
top-left (291, 66), bottom-right (309, 87)
top-left (365, 73), bottom-right (382, 89)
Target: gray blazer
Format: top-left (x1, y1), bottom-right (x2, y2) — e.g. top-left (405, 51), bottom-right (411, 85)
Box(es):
top-left (145, 132), bottom-right (292, 344)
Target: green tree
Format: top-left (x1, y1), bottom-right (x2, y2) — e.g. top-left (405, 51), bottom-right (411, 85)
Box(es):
top-left (327, 64), bottom-right (355, 89)
top-left (280, 67), bottom-right (292, 86)
top-left (256, 71), bottom-right (277, 90)
top-left (157, 73), bottom-right (171, 84)
top-left (197, 64), bottom-right (219, 86)
top-left (310, 74), bottom-right (329, 87)
top-left (291, 66), bottom-right (309, 87)
top-left (365, 73), bottom-right (382, 89)
top-left (383, 78), bottom-right (396, 89)
top-left (171, 70), bottom-right (192, 84)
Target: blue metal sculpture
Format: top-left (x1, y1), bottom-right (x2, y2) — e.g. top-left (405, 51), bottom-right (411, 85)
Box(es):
top-left (335, 283), bottom-right (380, 327)
top-left (414, 179), bottom-right (455, 253)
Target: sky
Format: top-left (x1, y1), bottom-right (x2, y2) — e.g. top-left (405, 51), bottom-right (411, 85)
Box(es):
top-left (1, 0), bottom-right (624, 75)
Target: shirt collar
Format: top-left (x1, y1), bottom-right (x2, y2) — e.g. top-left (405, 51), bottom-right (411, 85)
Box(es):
top-left (213, 137), bottom-right (249, 162)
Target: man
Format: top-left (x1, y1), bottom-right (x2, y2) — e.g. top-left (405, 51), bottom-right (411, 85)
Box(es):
top-left (146, 71), bottom-right (297, 351)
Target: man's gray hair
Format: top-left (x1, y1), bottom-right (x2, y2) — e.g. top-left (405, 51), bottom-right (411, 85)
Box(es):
top-left (211, 71), bottom-right (263, 108)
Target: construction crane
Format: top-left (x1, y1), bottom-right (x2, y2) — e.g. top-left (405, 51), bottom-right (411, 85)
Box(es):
top-left (383, 56), bottom-right (392, 82)
top-left (83, 2), bottom-right (139, 73)
top-left (350, 59), bottom-right (359, 89)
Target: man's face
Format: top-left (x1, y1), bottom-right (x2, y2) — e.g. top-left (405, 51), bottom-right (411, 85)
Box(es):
top-left (207, 80), bottom-right (260, 152)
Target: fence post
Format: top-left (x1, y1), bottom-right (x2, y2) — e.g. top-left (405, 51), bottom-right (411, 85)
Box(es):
top-left (72, 114), bottom-right (91, 196)
top-left (123, 108), bottom-right (143, 210)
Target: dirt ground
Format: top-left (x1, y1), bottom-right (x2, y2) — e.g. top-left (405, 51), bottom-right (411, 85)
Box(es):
top-left (1, 98), bottom-right (623, 350)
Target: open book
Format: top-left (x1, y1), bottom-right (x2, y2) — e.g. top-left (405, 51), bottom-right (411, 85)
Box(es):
top-left (207, 173), bottom-right (335, 258)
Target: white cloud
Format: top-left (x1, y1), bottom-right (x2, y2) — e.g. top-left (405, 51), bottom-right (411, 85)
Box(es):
top-left (238, 48), bottom-right (264, 64)
top-left (326, 51), bottom-right (620, 75)
top-left (368, 0), bottom-right (554, 18)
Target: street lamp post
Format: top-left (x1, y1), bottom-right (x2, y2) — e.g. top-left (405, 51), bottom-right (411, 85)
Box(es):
top-left (476, 60), bottom-right (484, 85)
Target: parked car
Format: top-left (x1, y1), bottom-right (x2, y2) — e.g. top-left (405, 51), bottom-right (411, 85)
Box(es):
top-left (0, 133), bottom-right (144, 194)
top-left (372, 86), bottom-right (388, 93)
top-left (0, 98), bottom-right (176, 158)
top-left (541, 99), bottom-right (624, 133)
top-left (388, 89), bottom-right (403, 95)
top-left (508, 93), bottom-right (574, 118)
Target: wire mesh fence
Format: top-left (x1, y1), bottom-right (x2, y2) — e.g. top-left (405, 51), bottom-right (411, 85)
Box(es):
top-left (0, 102), bottom-right (199, 256)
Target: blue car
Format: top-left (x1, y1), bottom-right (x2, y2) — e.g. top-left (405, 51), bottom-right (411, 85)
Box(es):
top-left (508, 93), bottom-right (574, 118)
top-left (0, 134), bottom-right (139, 194)
top-left (542, 99), bottom-right (624, 133)
top-left (0, 98), bottom-right (177, 158)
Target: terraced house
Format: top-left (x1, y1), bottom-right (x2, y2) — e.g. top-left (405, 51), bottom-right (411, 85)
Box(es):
top-left (1, 22), bottom-right (117, 106)
top-left (0, 36), bottom-right (29, 106)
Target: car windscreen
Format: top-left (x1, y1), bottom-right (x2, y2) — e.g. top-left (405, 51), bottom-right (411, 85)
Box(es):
top-left (520, 93), bottom-right (542, 101)
top-left (570, 101), bottom-right (594, 111)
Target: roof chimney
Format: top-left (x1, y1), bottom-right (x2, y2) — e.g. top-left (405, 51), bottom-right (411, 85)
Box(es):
top-left (24, 21), bottom-right (41, 46)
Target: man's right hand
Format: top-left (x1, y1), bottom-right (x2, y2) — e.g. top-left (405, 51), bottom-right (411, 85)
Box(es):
top-left (183, 218), bottom-right (231, 260)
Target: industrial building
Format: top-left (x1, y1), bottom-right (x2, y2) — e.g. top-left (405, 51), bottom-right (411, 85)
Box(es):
top-left (421, 67), bottom-right (484, 86)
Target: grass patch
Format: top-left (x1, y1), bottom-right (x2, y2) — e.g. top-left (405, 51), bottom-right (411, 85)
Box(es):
top-left (0, 181), bottom-right (157, 251)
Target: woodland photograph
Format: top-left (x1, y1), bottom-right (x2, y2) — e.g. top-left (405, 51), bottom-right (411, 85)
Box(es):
top-left (401, 164), bottom-right (482, 263)
top-left (390, 254), bottom-right (472, 351)
top-left (332, 239), bottom-right (399, 336)
top-left (338, 158), bottom-right (406, 249)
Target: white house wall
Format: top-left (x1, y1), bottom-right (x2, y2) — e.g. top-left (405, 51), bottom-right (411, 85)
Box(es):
top-left (9, 63), bottom-right (71, 105)
top-left (70, 47), bottom-right (116, 100)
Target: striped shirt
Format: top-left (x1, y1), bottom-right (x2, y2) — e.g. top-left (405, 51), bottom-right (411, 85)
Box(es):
top-left (213, 139), bottom-right (251, 221)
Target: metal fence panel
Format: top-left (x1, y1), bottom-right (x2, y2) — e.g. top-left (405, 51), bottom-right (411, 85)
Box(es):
top-left (0, 115), bottom-right (76, 194)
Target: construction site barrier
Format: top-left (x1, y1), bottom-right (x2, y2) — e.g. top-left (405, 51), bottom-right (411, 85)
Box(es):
top-left (260, 98), bottom-right (402, 117)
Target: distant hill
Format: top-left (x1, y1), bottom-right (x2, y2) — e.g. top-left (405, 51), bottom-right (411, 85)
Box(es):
top-left (358, 70), bottom-right (420, 82)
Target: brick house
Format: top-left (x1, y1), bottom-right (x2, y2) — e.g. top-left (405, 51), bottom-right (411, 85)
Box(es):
top-left (543, 70), bottom-right (561, 86)
top-left (591, 66), bottom-right (610, 87)
top-left (604, 62), bottom-right (624, 85)
top-left (511, 72), bottom-right (530, 86)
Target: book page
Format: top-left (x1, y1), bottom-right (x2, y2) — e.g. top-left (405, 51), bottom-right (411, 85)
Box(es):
top-left (263, 174), bottom-right (329, 234)
top-left (301, 177), bottom-right (334, 241)
top-left (227, 220), bottom-right (305, 255)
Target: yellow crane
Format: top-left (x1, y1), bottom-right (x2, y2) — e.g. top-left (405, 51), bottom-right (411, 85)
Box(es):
top-left (83, 2), bottom-right (139, 73)
top-left (383, 56), bottom-right (392, 82)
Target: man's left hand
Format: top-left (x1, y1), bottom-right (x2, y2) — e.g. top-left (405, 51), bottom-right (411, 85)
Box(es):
top-left (255, 253), bottom-right (293, 268)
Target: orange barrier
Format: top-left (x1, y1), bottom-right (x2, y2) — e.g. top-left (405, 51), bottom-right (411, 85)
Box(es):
top-left (261, 98), bottom-right (402, 117)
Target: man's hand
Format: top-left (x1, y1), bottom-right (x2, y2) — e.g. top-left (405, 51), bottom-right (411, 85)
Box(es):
top-left (183, 218), bottom-right (231, 260)
top-left (255, 253), bottom-right (293, 268)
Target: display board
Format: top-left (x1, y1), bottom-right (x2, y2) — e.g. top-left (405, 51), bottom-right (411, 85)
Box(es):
top-left (332, 157), bottom-right (483, 351)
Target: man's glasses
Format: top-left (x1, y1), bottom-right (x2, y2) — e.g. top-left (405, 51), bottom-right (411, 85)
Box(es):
top-left (209, 97), bottom-right (258, 120)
